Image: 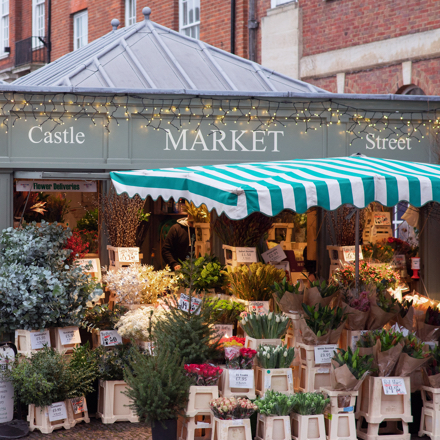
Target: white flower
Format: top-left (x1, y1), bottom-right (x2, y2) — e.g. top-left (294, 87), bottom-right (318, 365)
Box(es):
top-left (268, 312), bottom-right (273, 320)
top-left (276, 315), bottom-right (280, 323)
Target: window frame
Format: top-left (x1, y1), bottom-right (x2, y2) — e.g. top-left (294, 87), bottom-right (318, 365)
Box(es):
top-left (125, 0), bottom-right (136, 27)
top-left (0, 0), bottom-right (9, 55)
top-left (73, 10), bottom-right (88, 51)
top-left (179, 0), bottom-right (200, 40)
top-left (32, 0), bottom-right (45, 49)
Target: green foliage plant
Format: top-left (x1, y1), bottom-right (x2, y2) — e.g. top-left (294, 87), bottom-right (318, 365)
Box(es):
top-left (291, 392), bottom-right (329, 415)
top-left (255, 390), bottom-right (296, 416)
top-left (376, 291), bottom-right (399, 313)
top-left (206, 299), bottom-right (245, 325)
top-left (124, 345), bottom-right (191, 426)
top-left (76, 208), bottom-right (99, 232)
top-left (332, 347), bottom-right (374, 379)
top-left (301, 304), bottom-right (348, 338)
top-left (310, 279), bottom-right (339, 298)
top-left (240, 312), bottom-right (290, 339)
top-left (0, 221), bottom-right (99, 332)
top-left (257, 344), bottom-right (295, 369)
top-left (95, 344), bottom-right (137, 381)
top-left (81, 303), bottom-right (128, 332)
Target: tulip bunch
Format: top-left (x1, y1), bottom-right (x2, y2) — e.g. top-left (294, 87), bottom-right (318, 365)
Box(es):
top-left (257, 344), bottom-right (295, 369)
top-left (184, 364), bottom-right (223, 386)
top-left (255, 390), bottom-right (296, 416)
top-left (225, 347), bottom-right (257, 369)
top-left (272, 277), bottom-right (302, 302)
top-left (398, 298), bottom-right (413, 318)
top-left (310, 279), bottom-right (339, 298)
top-left (240, 312), bottom-right (290, 339)
top-left (210, 397), bottom-right (258, 420)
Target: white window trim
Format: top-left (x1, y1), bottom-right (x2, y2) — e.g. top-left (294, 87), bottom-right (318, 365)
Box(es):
top-left (270, 0), bottom-right (296, 8)
top-left (179, 0), bottom-right (200, 39)
top-left (73, 10), bottom-right (88, 51)
top-left (0, 0), bottom-right (9, 55)
top-left (32, 0), bottom-right (45, 49)
top-left (125, 0), bottom-right (136, 27)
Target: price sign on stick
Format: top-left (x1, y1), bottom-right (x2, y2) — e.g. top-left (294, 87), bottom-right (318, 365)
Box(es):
top-left (229, 369), bottom-right (254, 388)
top-left (262, 245), bottom-right (287, 264)
top-left (314, 345), bottom-right (338, 364)
top-left (382, 378), bottom-right (407, 395)
top-left (48, 401), bottom-right (68, 422)
top-left (178, 293), bottom-right (202, 315)
top-left (100, 330), bottom-right (122, 346)
top-left (58, 327), bottom-right (81, 346)
top-left (30, 330), bottom-right (51, 350)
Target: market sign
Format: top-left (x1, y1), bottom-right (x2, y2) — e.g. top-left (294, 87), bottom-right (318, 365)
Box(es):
top-left (16, 180), bottom-right (97, 192)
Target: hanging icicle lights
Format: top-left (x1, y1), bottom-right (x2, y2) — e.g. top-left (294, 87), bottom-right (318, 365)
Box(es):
top-left (0, 92), bottom-right (438, 145)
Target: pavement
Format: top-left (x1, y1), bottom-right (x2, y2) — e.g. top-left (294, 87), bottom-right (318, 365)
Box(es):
top-left (26, 417), bottom-right (152, 439)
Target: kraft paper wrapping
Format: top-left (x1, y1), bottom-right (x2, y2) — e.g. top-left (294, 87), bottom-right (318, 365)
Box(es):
top-left (304, 287), bottom-right (338, 308)
top-left (342, 302), bottom-right (368, 331)
top-left (330, 361), bottom-right (359, 391)
top-left (394, 352), bottom-right (430, 377)
top-left (373, 340), bottom-right (403, 377)
top-left (329, 322), bottom-right (346, 344)
top-left (422, 368), bottom-right (440, 388)
top-left (367, 302), bottom-right (397, 330)
top-left (396, 307), bottom-right (416, 333)
top-left (300, 318), bottom-right (331, 345)
top-left (417, 321), bottom-right (440, 342)
top-left (278, 290), bottom-right (305, 314)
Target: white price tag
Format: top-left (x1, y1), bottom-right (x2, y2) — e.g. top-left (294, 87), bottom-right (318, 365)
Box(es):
top-left (262, 245), bottom-right (287, 264)
top-left (48, 401), bottom-right (68, 422)
top-left (247, 301), bottom-right (270, 315)
top-left (272, 261), bottom-right (290, 273)
top-left (235, 247), bottom-right (258, 263)
top-left (0, 381), bottom-right (14, 423)
top-left (76, 258), bottom-right (99, 272)
top-left (229, 369), bottom-right (254, 389)
top-left (264, 373), bottom-right (271, 390)
top-left (382, 378), bottom-right (407, 395)
top-left (342, 246), bottom-right (363, 262)
top-left (70, 396), bottom-right (87, 415)
top-left (287, 369), bottom-right (293, 384)
top-left (100, 330), bottom-right (123, 346)
top-left (196, 422), bottom-right (210, 428)
top-left (178, 294), bottom-right (202, 315)
top-left (29, 330), bottom-right (51, 350)
top-left (317, 368), bottom-right (330, 374)
top-left (314, 345), bottom-right (337, 364)
top-left (214, 324), bottom-right (234, 338)
top-left (232, 419), bottom-right (244, 426)
top-left (58, 327), bottom-right (81, 346)
top-left (118, 248), bottom-right (139, 263)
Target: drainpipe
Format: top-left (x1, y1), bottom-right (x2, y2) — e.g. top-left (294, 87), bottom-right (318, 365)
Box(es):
top-left (231, 0), bottom-right (236, 54)
top-left (248, 0), bottom-right (258, 62)
top-left (47, 0), bottom-right (51, 63)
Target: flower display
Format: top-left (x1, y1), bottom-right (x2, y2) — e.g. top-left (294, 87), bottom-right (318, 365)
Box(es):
top-left (362, 240), bottom-right (394, 263)
top-left (402, 333), bottom-right (428, 359)
top-left (221, 337), bottom-right (245, 347)
top-left (348, 291), bottom-right (371, 312)
top-left (210, 397), bottom-right (258, 420)
top-left (257, 344), bottom-right (295, 369)
top-left (240, 312), bottom-right (290, 339)
top-left (184, 364), bottom-right (223, 386)
top-left (425, 306), bottom-right (440, 326)
top-left (224, 346), bottom-right (257, 369)
top-left (387, 237), bottom-right (418, 259)
top-left (255, 390), bottom-right (296, 416)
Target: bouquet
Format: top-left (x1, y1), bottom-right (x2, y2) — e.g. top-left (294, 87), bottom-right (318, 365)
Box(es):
top-left (394, 333), bottom-right (430, 377)
top-left (210, 397), bottom-right (258, 419)
top-left (255, 390), bottom-right (296, 416)
top-left (225, 347), bottom-right (256, 370)
top-left (418, 306), bottom-right (440, 342)
top-left (184, 364), bottom-right (223, 386)
top-left (341, 288), bottom-right (371, 331)
top-left (366, 291), bottom-right (399, 330)
top-left (424, 345), bottom-right (440, 387)
top-left (291, 392), bottom-right (329, 415)
top-left (240, 312), bottom-right (290, 339)
top-left (240, 348), bottom-right (257, 369)
top-left (257, 344), bottom-right (295, 369)
top-left (305, 279), bottom-right (339, 307)
top-left (394, 298), bottom-right (415, 332)
top-left (272, 277), bottom-right (304, 314)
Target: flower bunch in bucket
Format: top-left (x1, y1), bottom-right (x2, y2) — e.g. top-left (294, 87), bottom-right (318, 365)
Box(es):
top-left (257, 344), bottom-right (295, 369)
top-left (184, 364), bottom-right (223, 386)
top-left (210, 397), bottom-right (258, 420)
top-left (225, 347), bottom-right (257, 369)
top-left (272, 277), bottom-right (304, 314)
top-left (239, 312), bottom-right (290, 339)
top-left (291, 392), bottom-right (329, 415)
top-left (255, 390), bottom-right (296, 416)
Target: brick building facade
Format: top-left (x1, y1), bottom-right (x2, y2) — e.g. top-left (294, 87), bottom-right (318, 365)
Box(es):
top-left (2, 0), bottom-right (440, 95)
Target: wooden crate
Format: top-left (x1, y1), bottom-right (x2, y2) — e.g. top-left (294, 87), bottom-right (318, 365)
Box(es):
top-left (219, 369), bottom-right (256, 400)
top-left (15, 329), bottom-right (51, 357)
top-left (179, 414), bottom-right (213, 440)
top-left (255, 414), bottom-right (290, 440)
top-left (419, 386), bottom-right (440, 440)
top-left (298, 364), bottom-right (331, 393)
top-left (107, 245), bottom-right (140, 271)
top-left (326, 245), bottom-right (363, 266)
top-left (211, 417), bottom-right (252, 440)
top-left (222, 245), bottom-right (257, 267)
top-left (255, 367), bottom-right (294, 396)
top-left (291, 413), bottom-right (326, 440)
top-left (298, 343), bottom-right (334, 368)
top-left (185, 385), bottom-right (218, 417)
top-left (244, 336), bottom-right (282, 351)
top-left (27, 402), bottom-right (73, 434)
top-left (96, 380), bottom-right (139, 424)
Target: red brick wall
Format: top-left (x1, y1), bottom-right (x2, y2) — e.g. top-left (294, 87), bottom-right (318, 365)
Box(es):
top-left (301, 0), bottom-right (440, 57)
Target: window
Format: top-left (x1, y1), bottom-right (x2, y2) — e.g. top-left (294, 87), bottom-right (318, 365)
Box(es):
top-left (32, 0), bottom-right (45, 48)
top-left (125, 0), bottom-right (136, 27)
top-left (73, 10), bottom-right (88, 51)
top-left (271, 0), bottom-right (296, 7)
top-left (179, 0), bottom-right (200, 39)
top-left (0, 0), bottom-right (9, 54)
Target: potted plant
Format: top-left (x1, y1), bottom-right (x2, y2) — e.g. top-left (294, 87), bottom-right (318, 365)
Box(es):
top-left (209, 396), bottom-right (257, 439)
top-left (124, 345), bottom-right (191, 440)
top-left (206, 298), bottom-right (245, 337)
top-left (255, 390), bottom-right (295, 440)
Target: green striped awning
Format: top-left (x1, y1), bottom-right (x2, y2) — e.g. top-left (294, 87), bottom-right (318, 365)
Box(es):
top-left (110, 156), bottom-right (440, 219)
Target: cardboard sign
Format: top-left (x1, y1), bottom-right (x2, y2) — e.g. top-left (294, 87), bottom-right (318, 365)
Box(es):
top-left (235, 247), bottom-right (258, 263)
top-left (214, 324), bottom-right (234, 338)
top-left (58, 327), bottom-right (81, 346)
top-left (100, 330), bottom-right (123, 346)
top-left (49, 401), bottom-right (68, 422)
top-left (382, 378), bottom-right (407, 395)
top-left (70, 396), bottom-right (87, 415)
top-left (76, 258), bottom-right (99, 272)
top-left (262, 245), bottom-right (287, 264)
top-left (229, 369), bottom-right (254, 388)
top-left (314, 345), bottom-right (338, 364)
top-left (342, 246), bottom-right (363, 262)
top-left (178, 293), bottom-right (202, 314)
top-left (247, 301), bottom-right (270, 315)
top-left (118, 248), bottom-right (140, 263)
top-left (30, 330), bottom-right (51, 350)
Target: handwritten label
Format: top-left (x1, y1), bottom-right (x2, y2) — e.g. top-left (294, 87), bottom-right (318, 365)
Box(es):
top-left (382, 378), bottom-right (407, 395)
top-left (0, 381), bottom-right (14, 423)
top-left (70, 396), bottom-right (87, 415)
top-left (0, 346), bottom-right (14, 378)
top-left (58, 327), bottom-right (81, 346)
top-left (118, 248), bottom-right (139, 263)
top-left (393, 255), bottom-right (406, 268)
top-left (214, 324), bottom-right (234, 338)
top-left (30, 330), bottom-right (51, 350)
top-left (178, 294), bottom-right (202, 314)
top-left (287, 369), bottom-right (293, 384)
top-left (262, 245), bottom-right (287, 264)
top-left (314, 345), bottom-right (337, 364)
top-left (342, 246), bottom-right (363, 262)
top-left (247, 301), bottom-right (270, 315)
top-left (235, 247), bottom-right (258, 263)
top-left (76, 258), bottom-right (99, 272)
top-left (100, 330), bottom-right (123, 346)
top-left (48, 401), bottom-right (68, 422)
top-left (229, 369), bottom-right (254, 388)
